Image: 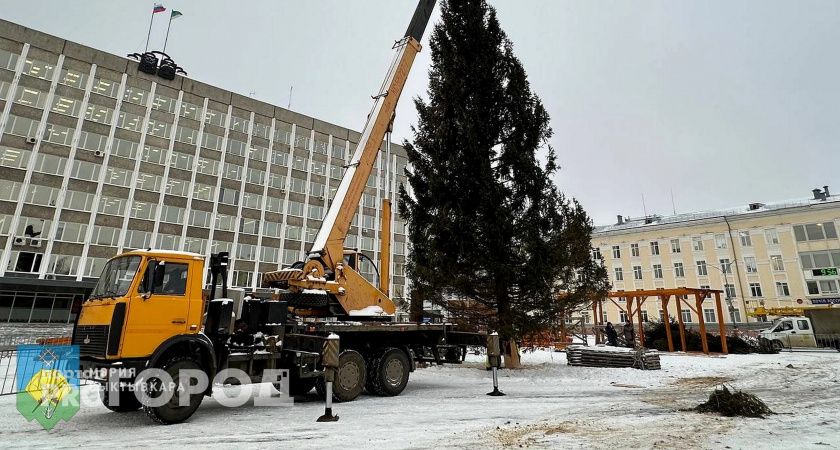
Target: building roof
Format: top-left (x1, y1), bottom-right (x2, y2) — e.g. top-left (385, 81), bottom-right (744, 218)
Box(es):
top-left (594, 194), bottom-right (839, 235)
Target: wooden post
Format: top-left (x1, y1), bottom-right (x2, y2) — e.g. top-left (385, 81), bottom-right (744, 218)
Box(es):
top-left (661, 294), bottom-right (674, 352)
top-left (695, 293), bottom-right (709, 354)
top-left (625, 295), bottom-right (634, 347)
top-left (714, 291), bottom-right (728, 354)
top-left (592, 300), bottom-right (600, 344)
top-left (636, 296), bottom-right (646, 347)
top-left (674, 294), bottom-right (687, 352)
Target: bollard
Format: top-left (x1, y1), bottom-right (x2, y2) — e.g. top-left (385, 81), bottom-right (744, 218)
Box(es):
top-left (317, 333), bottom-right (340, 422)
top-left (486, 332), bottom-right (505, 396)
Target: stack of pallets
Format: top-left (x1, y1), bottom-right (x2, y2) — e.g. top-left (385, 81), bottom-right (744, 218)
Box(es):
top-left (566, 345), bottom-right (661, 370)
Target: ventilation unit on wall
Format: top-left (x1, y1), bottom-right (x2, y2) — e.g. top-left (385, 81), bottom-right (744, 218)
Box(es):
top-left (94, 150), bottom-right (105, 157)
top-left (25, 137), bottom-right (37, 144)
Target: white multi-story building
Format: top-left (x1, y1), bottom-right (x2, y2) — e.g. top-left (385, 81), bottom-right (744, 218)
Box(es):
top-left (0, 19), bottom-right (409, 323)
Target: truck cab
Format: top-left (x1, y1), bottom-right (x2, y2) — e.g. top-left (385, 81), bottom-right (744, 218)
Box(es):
top-left (759, 316), bottom-right (817, 349)
top-left (73, 250), bottom-right (207, 365)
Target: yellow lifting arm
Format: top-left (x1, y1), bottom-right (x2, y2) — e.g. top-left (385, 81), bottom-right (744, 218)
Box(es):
top-left (264, 1), bottom-right (436, 317)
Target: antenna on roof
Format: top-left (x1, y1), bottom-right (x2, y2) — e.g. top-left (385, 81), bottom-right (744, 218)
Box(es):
top-left (670, 188), bottom-right (676, 215)
top-left (641, 193), bottom-right (648, 217)
top-left (288, 86), bottom-right (293, 109)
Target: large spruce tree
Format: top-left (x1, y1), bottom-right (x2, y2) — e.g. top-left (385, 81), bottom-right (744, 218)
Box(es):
top-left (400, 0), bottom-right (608, 348)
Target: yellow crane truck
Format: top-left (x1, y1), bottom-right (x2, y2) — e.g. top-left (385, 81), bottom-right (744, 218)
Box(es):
top-left (72, 0), bottom-right (483, 424)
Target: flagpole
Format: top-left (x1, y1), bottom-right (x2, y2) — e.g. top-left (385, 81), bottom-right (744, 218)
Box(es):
top-left (144, 7), bottom-right (155, 52)
top-left (163, 14), bottom-right (173, 53)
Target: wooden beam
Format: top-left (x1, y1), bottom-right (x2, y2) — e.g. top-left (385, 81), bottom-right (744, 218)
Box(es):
top-left (714, 291), bottom-right (728, 354)
top-left (695, 293), bottom-right (709, 354)
top-left (636, 295), bottom-right (646, 347)
top-left (592, 300), bottom-right (600, 344)
top-left (626, 295), bottom-right (634, 347)
top-left (661, 294), bottom-right (674, 352)
top-left (674, 295), bottom-right (687, 351)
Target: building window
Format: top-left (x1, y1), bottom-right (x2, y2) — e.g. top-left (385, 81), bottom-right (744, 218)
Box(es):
top-left (700, 285), bottom-right (711, 298)
top-left (696, 260), bottom-right (708, 276)
top-left (749, 283), bottom-right (763, 297)
top-left (730, 308), bottom-right (742, 323)
top-left (723, 283), bottom-right (738, 298)
top-left (630, 243), bottom-right (639, 257)
top-left (591, 247), bottom-right (602, 261)
top-left (614, 267), bottom-right (623, 281)
top-left (765, 228), bottom-right (780, 245)
top-left (633, 266), bottom-right (642, 280)
top-left (744, 257), bottom-right (758, 273)
top-left (770, 255), bottom-right (784, 271)
top-left (819, 280), bottom-right (839, 294)
top-left (681, 310), bottom-right (692, 324)
top-left (719, 258), bottom-right (731, 274)
top-left (652, 264), bottom-right (663, 279)
top-left (692, 236), bottom-right (704, 251)
top-left (674, 262), bottom-right (685, 278)
top-left (640, 310), bottom-right (649, 322)
top-left (619, 311), bottom-right (628, 323)
top-left (612, 245), bottom-right (621, 259)
top-left (807, 281), bottom-right (820, 295)
top-left (775, 282), bottom-right (790, 297)
top-left (794, 223), bottom-right (838, 242)
top-left (739, 231), bottom-right (752, 247)
top-left (650, 241), bottom-right (660, 255)
top-left (799, 250), bottom-right (840, 270)
top-left (715, 233), bottom-right (727, 249)
top-left (703, 309), bottom-right (716, 323)
top-left (670, 239), bottom-right (681, 253)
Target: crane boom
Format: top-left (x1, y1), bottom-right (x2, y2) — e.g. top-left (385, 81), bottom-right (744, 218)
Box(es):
top-left (264, 0), bottom-right (436, 318)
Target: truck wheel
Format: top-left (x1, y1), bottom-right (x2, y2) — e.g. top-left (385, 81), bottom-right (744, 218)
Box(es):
top-left (316, 350), bottom-right (366, 402)
top-left (100, 383), bottom-right (141, 412)
top-left (367, 347), bottom-right (410, 397)
top-left (142, 356), bottom-right (205, 425)
top-left (772, 340), bottom-right (784, 351)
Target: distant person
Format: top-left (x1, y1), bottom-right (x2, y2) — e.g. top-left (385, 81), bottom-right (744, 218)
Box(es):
top-left (605, 322), bottom-right (618, 346)
top-left (623, 321), bottom-right (636, 348)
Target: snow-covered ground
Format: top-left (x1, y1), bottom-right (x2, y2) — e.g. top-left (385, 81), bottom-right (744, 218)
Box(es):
top-left (1, 348), bottom-right (838, 449)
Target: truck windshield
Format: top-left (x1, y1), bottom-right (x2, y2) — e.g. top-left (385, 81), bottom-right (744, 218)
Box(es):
top-left (89, 256), bottom-right (141, 299)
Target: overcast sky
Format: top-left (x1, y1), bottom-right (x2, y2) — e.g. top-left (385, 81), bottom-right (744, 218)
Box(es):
top-left (3, 1), bottom-right (839, 225)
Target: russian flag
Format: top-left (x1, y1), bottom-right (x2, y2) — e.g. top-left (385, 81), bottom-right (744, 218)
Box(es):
top-left (153, 3), bottom-right (166, 13)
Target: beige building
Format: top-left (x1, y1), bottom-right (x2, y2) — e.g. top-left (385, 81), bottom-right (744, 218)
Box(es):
top-left (591, 187), bottom-right (840, 325)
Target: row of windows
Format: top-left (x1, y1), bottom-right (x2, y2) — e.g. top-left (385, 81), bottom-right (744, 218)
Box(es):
top-left (595, 228), bottom-right (792, 261)
top-left (611, 255), bottom-right (788, 281)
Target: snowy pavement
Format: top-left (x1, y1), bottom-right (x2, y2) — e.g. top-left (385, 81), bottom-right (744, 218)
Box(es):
top-left (1, 349), bottom-right (839, 449)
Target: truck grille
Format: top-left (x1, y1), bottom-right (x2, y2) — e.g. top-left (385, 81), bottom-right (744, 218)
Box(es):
top-left (73, 325), bottom-right (109, 357)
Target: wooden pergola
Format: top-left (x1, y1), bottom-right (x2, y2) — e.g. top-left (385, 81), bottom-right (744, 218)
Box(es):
top-left (591, 288), bottom-right (728, 355)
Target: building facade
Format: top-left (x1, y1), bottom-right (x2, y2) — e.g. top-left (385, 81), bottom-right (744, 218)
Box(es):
top-left (0, 19), bottom-right (410, 323)
top-left (592, 188), bottom-right (840, 325)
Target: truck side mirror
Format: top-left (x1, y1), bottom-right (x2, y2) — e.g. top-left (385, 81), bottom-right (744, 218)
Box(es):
top-left (153, 262), bottom-right (167, 291)
top-left (142, 259), bottom-right (160, 297)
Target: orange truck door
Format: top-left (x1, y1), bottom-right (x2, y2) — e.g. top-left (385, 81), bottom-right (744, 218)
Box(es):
top-left (122, 259), bottom-right (192, 358)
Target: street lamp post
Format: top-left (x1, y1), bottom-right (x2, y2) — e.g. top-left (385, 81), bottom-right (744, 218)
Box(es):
top-left (706, 261), bottom-right (739, 328)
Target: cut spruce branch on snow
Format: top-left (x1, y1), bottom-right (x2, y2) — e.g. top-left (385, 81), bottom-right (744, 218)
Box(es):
top-left (692, 385), bottom-right (775, 418)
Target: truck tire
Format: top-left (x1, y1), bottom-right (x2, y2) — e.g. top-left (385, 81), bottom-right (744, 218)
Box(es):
top-left (367, 347), bottom-right (410, 397)
top-left (142, 356), bottom-right (205, 425)
top-left (100, 383), bottom-right (141, 412)
top-left (315, 350), bottom-right (366, 402)
top-left (771, 340), bottom-right (785, 351)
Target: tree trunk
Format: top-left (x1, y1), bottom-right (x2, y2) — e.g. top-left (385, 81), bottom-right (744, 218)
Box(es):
top-left (409, 289), bottom-right (424, 323)
top-left (495, 275), bottom-right (520, 368)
